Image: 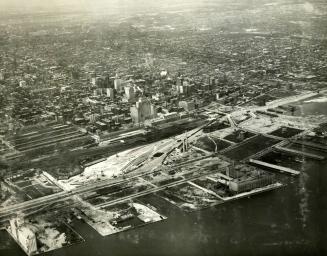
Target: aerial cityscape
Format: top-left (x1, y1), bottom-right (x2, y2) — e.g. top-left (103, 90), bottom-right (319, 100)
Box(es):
top-left (0, 0), bottom-right (326, 255)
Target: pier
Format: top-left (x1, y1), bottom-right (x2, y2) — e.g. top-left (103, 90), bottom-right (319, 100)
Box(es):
top-left (291, 140), bottom-right (327, 152)
top-left (249, 159), bottom-right (300, 176)
top-left (274, 146), bottom-right (325, 160)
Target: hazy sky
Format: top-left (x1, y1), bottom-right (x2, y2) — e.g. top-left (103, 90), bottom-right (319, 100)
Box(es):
top-left (0, 0), bottom-right (201, 14)
top-left (0, 0), bottom-right (319, 17)
top-left (0, 0), bottom-right (121, 13)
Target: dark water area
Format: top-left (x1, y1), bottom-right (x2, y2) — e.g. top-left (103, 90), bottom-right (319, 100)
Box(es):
top-left (1, 102), bottom-right (327, 256)
top-left (293, 95), bottom-right (327, 116)
top-left (259, 150), bottom-right (305, 170)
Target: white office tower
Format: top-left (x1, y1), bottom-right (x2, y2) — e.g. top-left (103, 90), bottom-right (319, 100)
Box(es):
top-left (106, 88), bottom-right (115, 100)
top-left (124, 85), bottom-right (135, 101)
top-left (114, 78), bottom-right (123, 92)
top-left (91, 76), bottom-right (96, 86)
top-left (130, 98), bottom-right (157, 123)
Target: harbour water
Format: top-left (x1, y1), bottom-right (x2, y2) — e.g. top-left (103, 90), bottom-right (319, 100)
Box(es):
top-left (294, 94), bottom-right (327, 116)
top-left (0, 102), bottom-right (326, 256)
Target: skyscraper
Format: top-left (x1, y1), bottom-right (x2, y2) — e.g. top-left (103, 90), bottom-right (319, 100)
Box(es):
top-left (130, 98), bottom-right (157, 124)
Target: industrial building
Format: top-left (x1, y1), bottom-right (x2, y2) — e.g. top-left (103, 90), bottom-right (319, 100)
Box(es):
top-left (228, 172), bottom-right (275, 193)
top-left (9, 218), bottom-right (38, 256)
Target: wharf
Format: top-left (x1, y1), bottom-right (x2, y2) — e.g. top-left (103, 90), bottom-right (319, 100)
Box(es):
top-left (291, 140), bottom-right (327, 151)
top-left (223, 182), bottom-right (284, 201)
top-left (249, 159), bottom-right (300, 176)
top-left (274, 146), bottom-right (325, 160)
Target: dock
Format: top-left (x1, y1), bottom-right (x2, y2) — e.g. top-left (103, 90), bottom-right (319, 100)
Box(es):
top-left (223, 182), bottom-right (284, 201)
top-left (291, 140), bottom-right (327, 151)
top-left (274, 146), bottom-right (325, 160)
top-left (249, 159), bottom-right (300, 176)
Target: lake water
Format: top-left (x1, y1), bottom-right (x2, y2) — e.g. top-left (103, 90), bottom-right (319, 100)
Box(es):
top-left (294, 94), bottom-right (327, 116)
top-left (1, 101), bottom-right (326, 256)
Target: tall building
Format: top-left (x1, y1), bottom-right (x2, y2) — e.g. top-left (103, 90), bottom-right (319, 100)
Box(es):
top-left (209, 77), bottom-right (216, 87)
top-left (130, 98), bottom-right (157, 124)
top-left (104, 75), bottom-right (111, 88)
top-left (89, 113), bottom-right (99, 123)
top-left (114, 78), bottom-right (123, 92)
top-left (178, 100), bottom-right (195, 112)
top-left (178, 83), bottom-right (194, 95)
top-left (124, 85), bottom-right (135, 102)
top-left (0, 72), bottom-right (5, 81)
top-left (93, 88), bottom-right (103, 96)
top-left (176, 77), bottom-right (184, 87)
top-left (90, 73), bottom-right (97, 86)
top-left (106, 88), bottom-right (115, 100)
